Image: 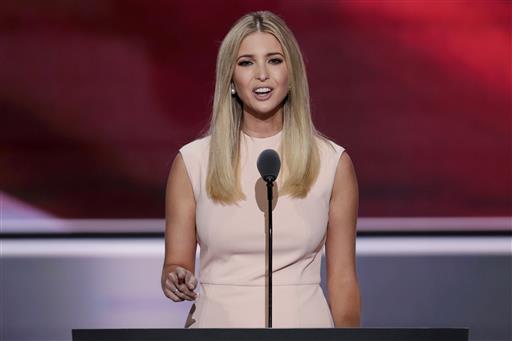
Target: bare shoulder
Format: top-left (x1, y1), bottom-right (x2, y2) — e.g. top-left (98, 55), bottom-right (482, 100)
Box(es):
top-left (338, 151), bottom-right (355, 171)
top-left (168, 152), bottom-right (187, 182)
top-left (336, 151), bottom-right (357, 178)
top-left (332, 151), bottom-right (358, 199)
top-left (171, 152), bottom-right (186, 174)
top-left (166, 152), bottom-right (195, 204)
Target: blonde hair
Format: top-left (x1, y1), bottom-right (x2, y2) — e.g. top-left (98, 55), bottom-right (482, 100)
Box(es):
top-left (206, 11), bottom-right (324, 204)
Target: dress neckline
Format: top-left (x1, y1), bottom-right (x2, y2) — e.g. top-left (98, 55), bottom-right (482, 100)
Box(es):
top-left (241, 129), bottom-right (282, 142)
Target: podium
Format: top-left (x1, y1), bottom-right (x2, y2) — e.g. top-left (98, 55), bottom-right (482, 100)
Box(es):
top-left (72, 328), bottom-right (469, 341)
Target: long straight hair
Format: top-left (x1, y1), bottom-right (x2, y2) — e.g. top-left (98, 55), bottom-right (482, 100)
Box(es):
top-left (206, 11), bottom-right (324, 204)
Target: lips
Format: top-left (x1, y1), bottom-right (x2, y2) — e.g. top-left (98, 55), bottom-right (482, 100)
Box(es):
top-left (253, 87), bottom-right (273, 101)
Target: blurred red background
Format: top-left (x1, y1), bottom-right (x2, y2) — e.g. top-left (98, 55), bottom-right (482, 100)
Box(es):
top-left (0, 0), bottom-right (510, 219)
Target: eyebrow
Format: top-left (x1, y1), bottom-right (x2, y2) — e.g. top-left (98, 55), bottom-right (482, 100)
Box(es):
top-left (236, 52), bottom-right (284, 61)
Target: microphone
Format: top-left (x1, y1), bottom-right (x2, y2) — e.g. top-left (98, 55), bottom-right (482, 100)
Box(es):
top-left (256, 149), bottom-right (281, 328)
top-left (257, 149), bottom-right (281, 183)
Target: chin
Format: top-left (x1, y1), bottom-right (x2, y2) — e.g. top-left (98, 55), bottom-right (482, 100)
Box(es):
top-left (251, 107), bottom-right (281, 117)
top-left (248, 101), bottom-right (285, 116)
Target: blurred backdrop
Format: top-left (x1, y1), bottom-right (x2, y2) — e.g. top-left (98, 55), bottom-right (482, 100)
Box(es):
top-left (1, 0), bottom-right (510, 223)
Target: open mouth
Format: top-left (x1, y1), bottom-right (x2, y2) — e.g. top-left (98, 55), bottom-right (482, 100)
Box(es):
top-left (253, 87), bottom-right (273, 100)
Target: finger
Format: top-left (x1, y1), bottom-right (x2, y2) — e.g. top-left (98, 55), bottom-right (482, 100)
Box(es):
top-left (168, 271), bottom-right (179, 287)
top-left (169, 270), bottom-right (197, 299)
top-left (164, 287), bottom-right (183, 302)
top-left (165, 279), bottom-right (194, 301)
top-left (167, 279), bottom-right (196, 301)
top-left (176, 282), bottom-right (197, 300)
top-left (175, 267), bottom-right (186, 283)
top-left (164, 280), bottom-right (183, 302)
top-left (185, 272), bottom-right (197, 290)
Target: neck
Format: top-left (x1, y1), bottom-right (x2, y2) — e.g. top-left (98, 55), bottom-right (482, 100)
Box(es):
top-left (241, 108), bottom-right (283, 138)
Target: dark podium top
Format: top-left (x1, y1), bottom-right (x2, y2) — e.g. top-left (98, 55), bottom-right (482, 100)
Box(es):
top-left (72, 328), bottom-right (469, 341)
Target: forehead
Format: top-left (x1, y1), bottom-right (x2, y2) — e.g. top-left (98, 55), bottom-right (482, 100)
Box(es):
top-left (237, 32), bottom-right (284, 56)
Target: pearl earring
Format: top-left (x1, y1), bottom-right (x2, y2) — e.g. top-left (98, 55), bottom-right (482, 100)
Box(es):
top-left (230, 84), bottom-right (236, 95)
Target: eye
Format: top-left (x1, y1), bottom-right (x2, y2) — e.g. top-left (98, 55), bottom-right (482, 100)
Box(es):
top-left (269, 58), bottom-right (283, 65)
top-left (237, 60), bottom-right (253, 66)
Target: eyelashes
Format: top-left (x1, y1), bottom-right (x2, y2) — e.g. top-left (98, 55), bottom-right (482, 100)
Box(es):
top-left (237, 58), bottom-right (283, 67)
top-left (269, 58), bottom-right (283, 65)
top-left (237, 60), bottom-right (252, 66)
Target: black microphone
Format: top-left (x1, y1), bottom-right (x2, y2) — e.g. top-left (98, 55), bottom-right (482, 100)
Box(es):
top-left (256, 148), bottom-right (281, 328)
top-left (257, 149), bottom-right (281, 183)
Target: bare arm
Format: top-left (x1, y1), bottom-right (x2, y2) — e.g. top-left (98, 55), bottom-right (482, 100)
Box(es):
top-left (161, 152), bottom-right (198, 301)
top-left (325, 152), bottom-right (361, 327)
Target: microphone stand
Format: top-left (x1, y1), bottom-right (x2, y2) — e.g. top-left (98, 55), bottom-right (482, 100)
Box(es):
top-left (257, 148), bottom-right (280, 329)
top-left (266, 179), bottom-right (274, 328)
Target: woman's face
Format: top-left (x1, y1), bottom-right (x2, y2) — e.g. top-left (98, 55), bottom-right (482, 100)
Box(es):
top-left (232, 32), bottom-right (289, 118)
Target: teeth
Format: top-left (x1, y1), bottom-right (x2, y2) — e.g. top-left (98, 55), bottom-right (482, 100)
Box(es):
top-left (254, 87), bottom-right (271, 94)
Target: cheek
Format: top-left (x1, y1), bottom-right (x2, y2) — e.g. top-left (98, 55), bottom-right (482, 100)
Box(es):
top-left (277, 68), bottom-right (289, 89)
top-left (233, 71), bottom-right (251, 92)
top-left (282, 75), bottom-right (289, 89)
top-left (278, 76), bottom-right (289, 95)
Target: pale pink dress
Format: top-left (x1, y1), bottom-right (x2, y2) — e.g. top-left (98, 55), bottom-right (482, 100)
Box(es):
top-left (179, 130), bottom-right (345, 328)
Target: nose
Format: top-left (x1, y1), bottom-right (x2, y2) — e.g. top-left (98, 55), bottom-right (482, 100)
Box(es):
top-left (255, 63), bottom-right (269, 81)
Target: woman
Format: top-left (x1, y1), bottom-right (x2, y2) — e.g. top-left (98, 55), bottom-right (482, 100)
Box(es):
top-left (161, 11), bottom-right (360, 328)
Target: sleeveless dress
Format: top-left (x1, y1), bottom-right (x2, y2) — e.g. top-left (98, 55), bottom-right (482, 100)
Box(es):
top-left (179, 130), bottom-right (345, 328)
